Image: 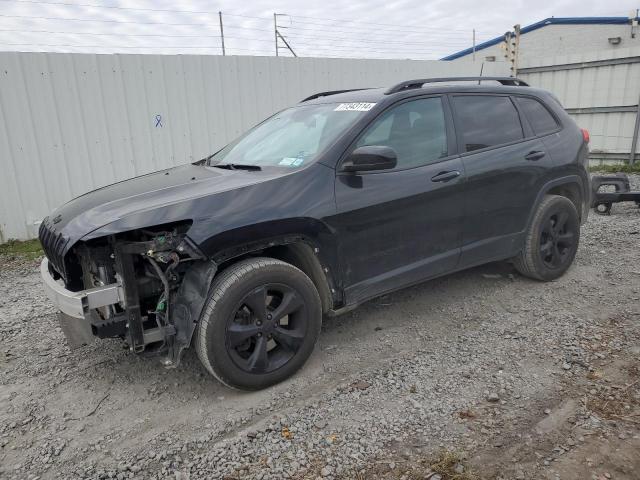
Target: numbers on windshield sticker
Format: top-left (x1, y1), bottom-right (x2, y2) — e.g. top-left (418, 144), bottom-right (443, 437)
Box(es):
top-left (334, 103), bottom-right (376, 112)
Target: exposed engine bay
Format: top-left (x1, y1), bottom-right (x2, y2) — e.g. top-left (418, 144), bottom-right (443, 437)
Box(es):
top-left (58, 223), bottom-right (217, 366)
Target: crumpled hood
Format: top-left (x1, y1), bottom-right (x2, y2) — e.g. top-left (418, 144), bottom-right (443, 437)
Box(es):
top-left (45, 163), bottom-right (278, 244)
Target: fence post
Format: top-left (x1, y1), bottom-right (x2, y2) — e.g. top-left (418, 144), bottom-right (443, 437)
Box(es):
top-left (630, 94), bottom-right (640, 165)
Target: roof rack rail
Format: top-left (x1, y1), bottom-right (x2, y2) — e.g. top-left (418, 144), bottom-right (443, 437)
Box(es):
top-left (384, 77), bottom-right (529, 95)
top-left (300, 88), bottom-right (369, 103)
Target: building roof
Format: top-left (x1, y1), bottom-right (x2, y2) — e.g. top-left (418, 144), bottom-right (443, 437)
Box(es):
top-left (441, 16), bottom-right (638, 60)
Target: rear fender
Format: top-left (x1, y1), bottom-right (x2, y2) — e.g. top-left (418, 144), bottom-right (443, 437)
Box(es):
top-left (526, 175), bottom-right (587, 230)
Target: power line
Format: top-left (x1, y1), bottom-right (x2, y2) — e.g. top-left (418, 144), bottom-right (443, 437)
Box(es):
top-left (0, 41), bottom-right (457, 56)
top-left (0, 27), bottom-right (482, 51)
top-left (0, 13), bottom-right (218, 26)
top-left (0, 4), bottom-right (485, 59)
top-left (282, 26), bottom-right (482, 43)
top-left (277, 23), bottom-right (474, 38)
top-left (0, 42), bottom-right (275, 53)
top-left (0, 0), bottom-right (231, 16)
top-left (0, 28), bottom-right (286, 45)
top-left (284, 13), bottom-right (490, 34)
top-left (0, 23), bottom-right (481, 51)
top-left (275, 36), bottom-right (475, 51)
top-left (0, 0), bottom-right (486, 35)
top-left (0, 13), bottom-right (277, 33)
top-left (0, 43), bottom-right (222, 49)
top-left (285, 16), bottom-right (489, 35)
top-left (0, 28), bottom-right (222, 38)
top-left (283, 31), bottom-right (483, 47)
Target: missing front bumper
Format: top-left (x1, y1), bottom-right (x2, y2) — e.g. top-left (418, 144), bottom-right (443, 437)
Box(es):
top-left (40, 257), bottom-right (173, 351)
top-left (41, 257), bottom-right (126, 348)
top-left (40, 258), bottom-right (124, 319)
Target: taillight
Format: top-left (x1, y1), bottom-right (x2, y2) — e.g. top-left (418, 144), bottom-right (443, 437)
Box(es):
top-left (581, 128), bottom-right (590, 143)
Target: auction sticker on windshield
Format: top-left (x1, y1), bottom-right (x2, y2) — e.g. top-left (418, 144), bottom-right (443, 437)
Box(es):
top-left (334, 103), bottom-right (376, 112)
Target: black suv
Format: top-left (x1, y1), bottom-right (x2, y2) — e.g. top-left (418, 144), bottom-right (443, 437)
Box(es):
top-left (39, 77), bottom-right (590, 390)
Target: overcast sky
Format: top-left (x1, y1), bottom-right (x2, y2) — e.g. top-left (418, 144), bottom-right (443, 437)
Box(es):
top-left (0, 0), bottom-right (638, 59)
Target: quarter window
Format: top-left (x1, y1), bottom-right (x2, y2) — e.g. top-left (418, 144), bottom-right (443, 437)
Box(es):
top-left (515, 97), bottom-right (559, 136)
top-left (452, 95), bottom-right (524, 152)
top-left (356, 97), bottom-right (448, 169)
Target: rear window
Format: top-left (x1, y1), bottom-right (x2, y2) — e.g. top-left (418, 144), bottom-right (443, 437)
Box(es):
top-left (452, 95), bottom-right (524, 152)
top-left (515, 97), bottom-right (559, 136)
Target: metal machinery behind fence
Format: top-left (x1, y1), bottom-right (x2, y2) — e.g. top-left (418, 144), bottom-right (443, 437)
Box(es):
top-left (591, 173), bottom-right (640, 215)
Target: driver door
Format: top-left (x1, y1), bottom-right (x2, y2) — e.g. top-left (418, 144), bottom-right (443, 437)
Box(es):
top-left (327, 96), bottom-right (465, 305)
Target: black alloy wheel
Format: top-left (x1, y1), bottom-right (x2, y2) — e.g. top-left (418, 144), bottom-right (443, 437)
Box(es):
top-left (538, 211), bottom-right (576, 269)
top-left (513, 194), bottom-right (580, 281)
top-left (196, 257), bottom-right (322, 390)
top-left (226, 283), bottom-right (307, 374)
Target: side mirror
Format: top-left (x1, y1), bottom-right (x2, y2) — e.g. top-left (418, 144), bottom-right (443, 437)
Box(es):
top-left (341, 146), bottom-right (397, 173)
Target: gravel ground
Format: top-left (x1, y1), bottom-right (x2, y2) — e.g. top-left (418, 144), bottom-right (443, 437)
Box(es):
top-left (1, 176), bottom-right (639, 480)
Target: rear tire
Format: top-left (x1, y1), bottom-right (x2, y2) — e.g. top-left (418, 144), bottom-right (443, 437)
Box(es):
top-left (513, 195), bottom-right (580, 281)
top-left (196, 257), bottom-right (322, 390)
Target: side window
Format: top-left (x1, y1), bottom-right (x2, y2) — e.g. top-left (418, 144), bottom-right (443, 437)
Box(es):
top-left (515, 96), bottom-right (559, 136)
top-left (356, 97), bottom-right (448, 169)
top-left (451, 95), bottom-right (524, 152)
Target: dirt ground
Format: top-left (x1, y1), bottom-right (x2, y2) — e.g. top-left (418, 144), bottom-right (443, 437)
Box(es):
top-left (1, 180), bottom-right (639, 480)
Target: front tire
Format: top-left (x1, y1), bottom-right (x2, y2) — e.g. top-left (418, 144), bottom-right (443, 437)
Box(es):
top-left (513, 195), bottom-right (580, 281)
top-left (196, 257), bottom-right (322, 390)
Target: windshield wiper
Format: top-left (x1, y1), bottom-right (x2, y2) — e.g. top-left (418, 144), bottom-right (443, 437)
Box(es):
top-left (210, 163), bottom-right (262, 171)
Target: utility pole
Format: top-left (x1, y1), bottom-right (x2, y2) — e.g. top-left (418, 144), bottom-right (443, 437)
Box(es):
top-left (218, 11), bottom-right (225, 56)
top-left (513, 24), bottom-right (521, 76)
top-left (630, 92), bottom-right (640, 165)
top-left (274, 12), bottom-right (278, 56)
top-left (273, 13), bottom-right (297, 57)
top-left (472, 29), bottom-right (476, 61)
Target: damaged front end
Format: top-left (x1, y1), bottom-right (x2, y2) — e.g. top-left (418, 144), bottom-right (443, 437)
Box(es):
top-left (40, 222), bottom-right (216, 366)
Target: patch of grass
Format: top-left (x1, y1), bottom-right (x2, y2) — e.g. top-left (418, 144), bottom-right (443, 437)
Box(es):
top-left (0, 238), bottom-right (43, 259)
top-left (589, 163), bottom-right (640, 174)
top-left (429, 450), bottom-right (480, 480)
top-left (347, 449), bottom-right (481, 480)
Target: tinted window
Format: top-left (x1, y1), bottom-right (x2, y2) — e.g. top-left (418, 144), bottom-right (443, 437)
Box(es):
top-left (515, 97), bottom-right (559, 135)
top-left (356, 97), bottom-right (448, 169)
top-left (452, 96), bottom-right (524, 152)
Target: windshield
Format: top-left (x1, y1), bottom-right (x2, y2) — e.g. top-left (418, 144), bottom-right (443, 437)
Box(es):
top-left (208, 103), bottom-right (374, 168)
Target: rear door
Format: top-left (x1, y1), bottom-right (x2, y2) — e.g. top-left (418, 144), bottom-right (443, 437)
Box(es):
top-left (329, 96), bottom-right (465, 305)
top-left (450, 94), bottom-right (553, 267)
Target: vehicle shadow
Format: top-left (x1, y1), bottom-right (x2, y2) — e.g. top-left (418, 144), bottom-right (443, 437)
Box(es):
top-left (70, 259), bottom-right (521, 395)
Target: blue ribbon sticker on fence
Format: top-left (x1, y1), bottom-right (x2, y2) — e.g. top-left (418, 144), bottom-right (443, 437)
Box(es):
top-left (155, 114), bottom-right (163, 128)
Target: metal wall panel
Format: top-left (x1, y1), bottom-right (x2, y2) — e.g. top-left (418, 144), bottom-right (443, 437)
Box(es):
top-left (0, 53), bottom-right (508, 241)
top-left (518, 47), bottom-right (640, 159)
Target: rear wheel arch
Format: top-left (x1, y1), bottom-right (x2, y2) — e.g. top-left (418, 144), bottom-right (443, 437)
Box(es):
top-left (546, 182), bottom-right (582, 220)
top-left (528, 176), bottom-right (585, 229)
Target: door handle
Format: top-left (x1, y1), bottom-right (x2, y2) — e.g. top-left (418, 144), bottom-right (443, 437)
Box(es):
top-left (525, 151), bottom-right (546, 161)
top-left (431, 170), bottom-right (461, 182)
